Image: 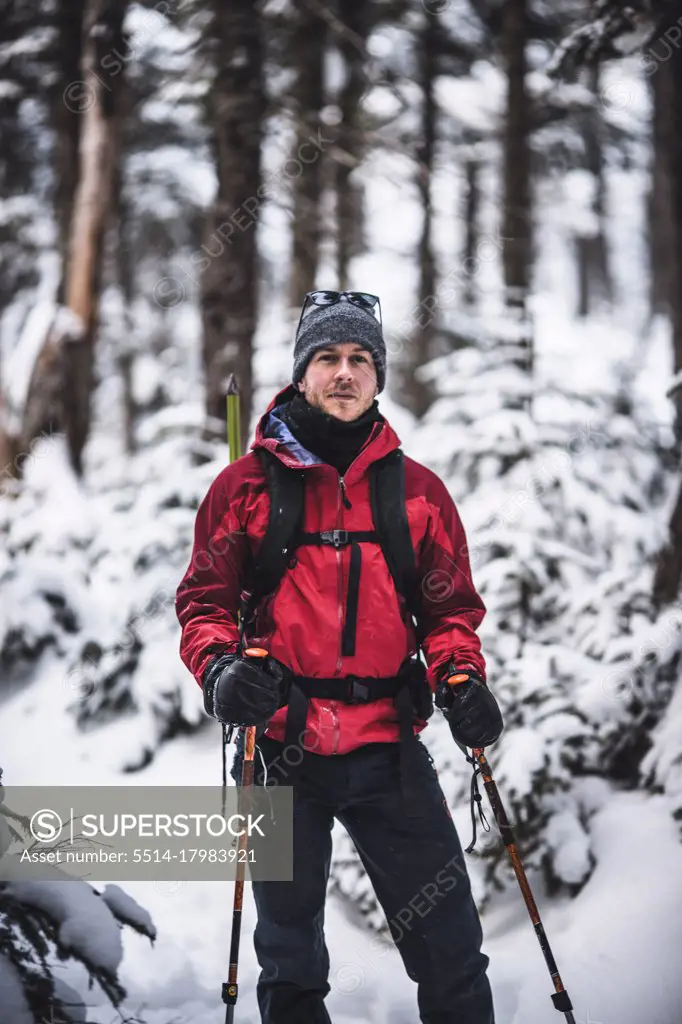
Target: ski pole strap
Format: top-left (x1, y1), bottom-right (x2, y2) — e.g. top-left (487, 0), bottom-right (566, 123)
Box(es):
top-left (462, 749), bottom-right (491, 854)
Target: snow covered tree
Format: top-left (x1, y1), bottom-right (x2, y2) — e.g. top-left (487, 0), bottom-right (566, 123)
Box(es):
top-left (197, 0), bottom-right (265, 453)
top-left (333, 319), bottom-right (675, 920)
top-left (287, 0), bottom-right (328, 304)
top-left (19, 0), bottom-right (130, 477)
top-left (403, 7), bottom-right (441, 418)
top-left (333, 0), bottom-right (373, 289)
top-left (0, 1), bottom-right (60, 485)
top-left (0, 770), bottom-right (156, 1023)
top-left (550, 0), bottom-right (682, 603)
top-left (552, 1), bottom-right (682, 439)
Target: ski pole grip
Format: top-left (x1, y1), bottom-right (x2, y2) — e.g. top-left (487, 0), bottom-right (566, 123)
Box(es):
top-left (446, 671), bottom-right (487, 754)
top-left (447, 672), bottom-right (471, 686)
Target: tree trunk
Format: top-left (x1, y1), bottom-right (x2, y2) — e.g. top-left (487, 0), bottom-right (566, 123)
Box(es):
top-left (576, 236), bottom-right (589, 318)
top-left (112, 124), bottom-right (136, 456)
top-left (652, 22), bottom-right (682, 606)
top-left (0, 391), bottom-right (20, 497)
top-left (288, 0), bottom-right (327, 305)
top-left (576, 64), bottom-right (612, 317)
top-left (649, 58), bottom-right (674, 319)
top-left (5, 0), bottom-right (126, 479)
top-left (61, 0), bottom-right (127, 475)
top-left (653, 475), bottom-right (682, 607)
top-left (335, 0), bottom-right (371, 289)
top-left (0, 3), bottom-right (36, 199)
top-left (417, 13), bottom-right (437, 322)
top-left (202, 0), bottom-right (264, 451)
top-left (53, 0), bottom-right (87, 300)
top-left (19, 329), bottom-right (67, 460)
top-left (664, 36), bottom-right (682, 443)
top-left (501, 0), bottom-right (532, 308)
top-left (500, 0), bottom-right (533, 395)
top-left (463, 157), bottom-right (481, 306)
top-left (392, 10), bottom-right (438, 418)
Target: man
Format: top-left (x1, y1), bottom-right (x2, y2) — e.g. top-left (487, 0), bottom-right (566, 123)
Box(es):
top-left (175, 291), bottom-right (503, 1024)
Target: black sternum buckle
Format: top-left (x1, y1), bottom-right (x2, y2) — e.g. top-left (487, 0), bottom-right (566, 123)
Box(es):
top-left (321, 529), bottom-right (349, 548)
top-left (346, 676), bottom-right (370, 704)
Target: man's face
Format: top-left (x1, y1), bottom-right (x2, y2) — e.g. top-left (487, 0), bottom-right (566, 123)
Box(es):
top-left (297, 341), bottom-right (378, 421)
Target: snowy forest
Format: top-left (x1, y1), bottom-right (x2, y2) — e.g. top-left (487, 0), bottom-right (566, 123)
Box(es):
top-left (2, 0), bottom-right (682, 1021)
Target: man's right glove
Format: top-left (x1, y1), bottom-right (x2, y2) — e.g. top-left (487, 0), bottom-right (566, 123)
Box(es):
top-left (435, 661), bottom-right (503, 748)
top-left (202, 650), bottom-right (291, 727)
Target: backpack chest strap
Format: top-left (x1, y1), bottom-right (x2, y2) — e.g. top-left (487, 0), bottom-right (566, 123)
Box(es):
top-left (297, 529), bottom-right (378, 548)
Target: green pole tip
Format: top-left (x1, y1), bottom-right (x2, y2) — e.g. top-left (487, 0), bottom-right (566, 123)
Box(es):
top-left (226, 374), bottom-right (240, 396)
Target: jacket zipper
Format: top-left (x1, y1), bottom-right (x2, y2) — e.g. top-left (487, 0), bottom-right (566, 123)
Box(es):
top-left (332, 471), bottom-right (354, 753)
top-left (335, 471), bottom-right (353, 671)
top-left (339, 477), bottom-right (352, 509)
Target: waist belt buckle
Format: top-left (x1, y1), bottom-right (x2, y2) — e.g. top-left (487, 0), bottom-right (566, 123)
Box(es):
top-left (346, 676), bottom-right (370, 704)
top-left (321, 529), bottom-right (349, 548)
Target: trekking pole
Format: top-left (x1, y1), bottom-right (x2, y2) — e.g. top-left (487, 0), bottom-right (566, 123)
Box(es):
top-left (448, 672), bottom-right (576, 1024)
top-left (223, 650), bottom-right (267, 1024)
top-left (222, 374), bottom-right (244, 814)
top-left (222, 374), bottom-right (260, 1023)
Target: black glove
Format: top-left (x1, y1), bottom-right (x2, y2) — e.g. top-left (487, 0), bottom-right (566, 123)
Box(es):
top-left (202, 653), bottom-right (238, 718)
top-left (202, 650), bottom-right (291, 727)
top-left (435, 661), bottom-right (503, 749)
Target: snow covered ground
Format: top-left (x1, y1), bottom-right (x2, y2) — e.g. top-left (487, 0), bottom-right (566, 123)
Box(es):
top-left (3, 668), bottom-right (682, 1024)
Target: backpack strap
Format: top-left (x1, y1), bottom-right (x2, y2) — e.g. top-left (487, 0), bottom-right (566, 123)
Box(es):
top-left (240, 448), bottom-right (305, 638)
top-left (369, 449), bottom-right (424, 646)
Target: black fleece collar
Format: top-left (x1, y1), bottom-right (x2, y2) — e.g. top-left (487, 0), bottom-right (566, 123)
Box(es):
top-left (276, 392), bottom-right (384, 475)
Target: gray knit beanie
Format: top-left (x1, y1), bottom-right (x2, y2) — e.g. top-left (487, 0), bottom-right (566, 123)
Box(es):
top-left (292, 301), bottom-right (386, 393)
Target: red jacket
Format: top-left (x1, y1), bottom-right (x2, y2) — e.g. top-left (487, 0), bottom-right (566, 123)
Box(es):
top-left (175, 384), bottom-right (486, 755)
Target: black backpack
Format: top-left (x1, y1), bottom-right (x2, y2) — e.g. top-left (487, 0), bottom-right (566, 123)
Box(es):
top-left (239, 446), bottom-right (425, 651)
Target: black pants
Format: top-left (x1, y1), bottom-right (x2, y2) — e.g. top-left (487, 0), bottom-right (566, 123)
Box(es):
top-left (242, 735), bottom-right (494, 1024)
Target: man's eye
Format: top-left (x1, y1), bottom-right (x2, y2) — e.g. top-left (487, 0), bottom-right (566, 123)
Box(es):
top-left (318, 353), bottom-right (365, 362)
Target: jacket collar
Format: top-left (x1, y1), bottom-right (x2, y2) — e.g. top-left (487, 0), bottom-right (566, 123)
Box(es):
top-left (250, 383), bottom-right (401, 476)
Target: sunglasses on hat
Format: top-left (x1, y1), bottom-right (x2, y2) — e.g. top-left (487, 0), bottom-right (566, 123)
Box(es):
top-left (296, 290), bottom-right (382, 336)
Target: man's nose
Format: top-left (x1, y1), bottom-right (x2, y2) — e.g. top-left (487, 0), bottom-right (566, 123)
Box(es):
top-left (334, 360), bottom-right (354, 377)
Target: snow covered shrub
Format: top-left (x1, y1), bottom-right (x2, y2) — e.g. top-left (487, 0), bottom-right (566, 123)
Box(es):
top-left (0, 453), bottom-right (86, 675)
top-left (0, 770), bottom-right (156, 1023)
top-left (332, 323), bottom-right (678, 921)
top-left (0, 429), bottom-right (228, 770)
top-left (419, 337), bottom-right (676, 898)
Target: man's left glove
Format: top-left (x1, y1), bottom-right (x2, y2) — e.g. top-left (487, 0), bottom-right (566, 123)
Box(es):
top-left (202, 651), bottom-right (291, 727)
top-left (435, 661), bottom-right (503, 748)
